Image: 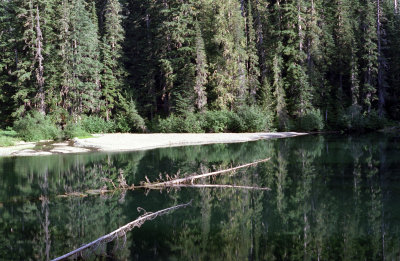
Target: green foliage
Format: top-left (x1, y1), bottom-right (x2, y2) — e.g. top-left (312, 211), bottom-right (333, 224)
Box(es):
top-left (1, 0), bottom-right (399, 131)
top-left (234, 106), bottom-right (274, 132)
top-left (13, 111), bottom-right (62, 141)
top-left (0, 128), bottom-right (19, 147)
top-left (155, 107), bottom-right (274, 133)
top-left (339, 106), bottom-right (388, 131)
top-left (114, 100), bottom-right (147, 133)
top-left (296, 109), bottom-right (325, 132)
top-left (156, 113), bottom-right (204, 133)
top-left (63, 122), bottom-right (91, 139)
top-left (81, 116), bottom-right (115, 134)
top-left (204, 110), bottom-right (230, 133)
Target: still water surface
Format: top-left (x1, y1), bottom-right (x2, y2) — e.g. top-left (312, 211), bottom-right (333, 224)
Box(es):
top-left (1, 133), bottom-right (400, 260)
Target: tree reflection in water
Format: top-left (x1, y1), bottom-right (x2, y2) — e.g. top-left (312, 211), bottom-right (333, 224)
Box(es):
top-left (0, 133), bottom-right (400, 260)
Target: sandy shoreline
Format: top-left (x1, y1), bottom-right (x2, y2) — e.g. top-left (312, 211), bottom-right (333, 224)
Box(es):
top-left (0, 132), bottom-right (307, 157)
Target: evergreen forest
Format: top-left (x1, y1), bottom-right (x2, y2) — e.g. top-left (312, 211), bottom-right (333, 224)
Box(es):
top-left (1, 0), bottom-right (400, 137)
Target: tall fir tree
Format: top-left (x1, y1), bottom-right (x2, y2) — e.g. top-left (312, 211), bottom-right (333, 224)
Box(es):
top-left (245, 0), bottom-right (261, 104)
top-left (100, 0), bottom-right (125, 120)
top-left (68, 0), bottom-right (102, 116)
top-left (194, 21), bottom-right (208, 112)
top-left (0, 0), bottom-right (18, 126)
top-left (209, 0), bottom-right (248, 110)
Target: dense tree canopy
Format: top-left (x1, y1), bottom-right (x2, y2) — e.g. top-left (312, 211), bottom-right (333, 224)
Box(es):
top-left (0, 0), bottom-right (399, 131)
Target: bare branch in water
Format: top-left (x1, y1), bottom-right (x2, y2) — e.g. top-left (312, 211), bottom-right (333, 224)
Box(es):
top-left (56, 158), bottom-right (271, 198)
top-left (141, 157), bottom-right (271, 188)
top-left (51, 201), bottom-right (192, 261)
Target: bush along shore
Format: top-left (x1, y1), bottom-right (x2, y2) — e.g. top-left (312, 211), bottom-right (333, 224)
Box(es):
top-left (0, 103), bottom-right (395, 149)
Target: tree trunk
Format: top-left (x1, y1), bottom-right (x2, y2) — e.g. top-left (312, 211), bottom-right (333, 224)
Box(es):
top-left (35, 6), bottom-right (45, 114)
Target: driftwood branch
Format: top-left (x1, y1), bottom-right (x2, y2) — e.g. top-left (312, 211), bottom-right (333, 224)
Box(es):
top-left (142, 157), bottom-right (271, 188)
top-left (57, 158), bottom-right (272, 198)
top-left (51, 201), bottom-right (192, 261)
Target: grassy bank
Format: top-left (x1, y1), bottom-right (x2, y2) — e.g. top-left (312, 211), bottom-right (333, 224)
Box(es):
top-left (0, 129), bottom-right (20, 147)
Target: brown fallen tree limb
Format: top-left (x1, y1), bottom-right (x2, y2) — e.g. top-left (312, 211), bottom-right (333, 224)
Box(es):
top-left (56, 158), bottom-right (271, 198)
top-left (141, 157), bottom-right (271, 188)
top-left (51, 201), bottom-right (192, 261)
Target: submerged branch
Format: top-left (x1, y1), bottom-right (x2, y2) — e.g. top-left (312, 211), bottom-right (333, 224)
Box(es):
top-left (51, 201), bottom-right (192, 261)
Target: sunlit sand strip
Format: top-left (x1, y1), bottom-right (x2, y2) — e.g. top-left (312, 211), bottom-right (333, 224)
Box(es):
top-left (74, 132), bottom-right (307, 152)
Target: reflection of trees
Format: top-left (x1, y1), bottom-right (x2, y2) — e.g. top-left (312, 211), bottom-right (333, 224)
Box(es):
top-left (1, 134), bottom-right (400, 259)
top-left (0, 153), bottom-right (135, 260)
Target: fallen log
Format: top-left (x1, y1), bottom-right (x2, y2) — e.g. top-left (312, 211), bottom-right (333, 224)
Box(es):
top-left (141, 157), bottom-right (271, 188)
top-left (51, 201), bottom-right (192, 261)
top-left (56, 158), bottom-right (272, 198)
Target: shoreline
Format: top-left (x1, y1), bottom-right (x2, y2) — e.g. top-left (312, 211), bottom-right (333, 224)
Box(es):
top-left (0, 132), bottom-right (307, 157)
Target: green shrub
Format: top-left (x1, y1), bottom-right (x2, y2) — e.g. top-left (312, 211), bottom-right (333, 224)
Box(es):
top-left (14, 111), bottom-right (62, 141)
top-left (235, 106), bottom-right (272, 132)
top-left (0, 136), bottom-right (16, 147)
top-left (227, 111), bottom-right (243, 132)
top-left (81, 116), bottom-right (115, 133)
top-left (338, 106), bottom-right (387, 131)
top-left (156, 114), bottom-right (183, 133)
top-left (63, 122), bottom-right (91, 139)
top-left (296, 109), bottom-right (324, 132)
top-left (156, 113), bottom-right (204, 133)
top-left (114, 100), bottom-right (147, 133)
top-left (363, 110), bottom-right (387, 130)
top-left (182, 113), bottom-right (205, 133)
top-left (204, 110), bottom-right (230, 133)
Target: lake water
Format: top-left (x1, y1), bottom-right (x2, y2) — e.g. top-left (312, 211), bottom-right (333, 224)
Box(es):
top-left (1, 133), bottom-right (400, 260)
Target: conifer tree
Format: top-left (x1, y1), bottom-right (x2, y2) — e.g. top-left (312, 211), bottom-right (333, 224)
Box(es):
top-left (245, 0), bottom-right (260, 103)
top-left (210, 0), bottom-right (248, 110)
top-left (13, 0), bottom-right (38, 116)
top-left (101, 0), bottom-right (125, 120)
top-left (359, 0), bottom-right (378, 112)
top-left (68, 0), bottom-right (102, 116)
top-left (0, 0), bottom-right (18, 126)
top-left (194, 21), bottom-right (208, 112)
top-left (385, 0), bottom-right (400, 119)
top-left (281, 0), bottom-right (312, 116)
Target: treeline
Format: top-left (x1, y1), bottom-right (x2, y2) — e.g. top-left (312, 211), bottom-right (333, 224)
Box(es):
top-left (1, 0), bottom-right (400, 134)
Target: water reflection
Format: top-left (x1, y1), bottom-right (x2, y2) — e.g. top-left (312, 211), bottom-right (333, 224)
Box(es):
top-left (0, 133), bottom-right (400, 260)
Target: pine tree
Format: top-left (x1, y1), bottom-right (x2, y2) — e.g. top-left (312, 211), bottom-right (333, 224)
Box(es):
top-left (101, 0), bottom-right (125, 120)
top-left (68, 0), bottom-right (102, 116)
top-left (245, 0), bottom-right (260, 103)
top-left (194, 21), bottom-right (208, 112)
top-left (281, 0), bottom-right (312, 116)
top-left (209, 0), bottom-right (248, 110)
top-left (385, 0), bottom-right (400, 119)
top-left (13, 0), bottom-right (38, 116)
top-left (0, 0), bottom-right (18, 126)
top-left (156, 0), bottom-right (199, 115)
top-left (359, 0), bottom-right (378, 112)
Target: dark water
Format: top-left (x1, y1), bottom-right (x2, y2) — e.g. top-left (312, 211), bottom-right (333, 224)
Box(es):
top-left (1, 133), bottom-right (400, 260)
